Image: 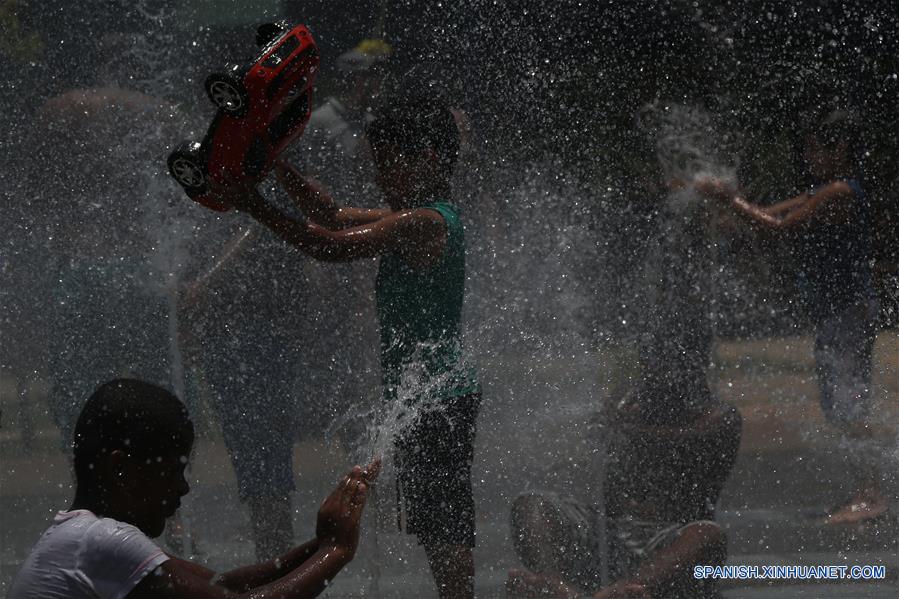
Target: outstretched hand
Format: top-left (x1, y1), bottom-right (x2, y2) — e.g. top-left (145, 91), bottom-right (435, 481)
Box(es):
top-left (315, 458), bottom-right (382, 557)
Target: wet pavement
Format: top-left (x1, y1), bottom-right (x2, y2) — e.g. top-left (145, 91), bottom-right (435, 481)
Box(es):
top-left (2, 332), bottom-right (897, 597)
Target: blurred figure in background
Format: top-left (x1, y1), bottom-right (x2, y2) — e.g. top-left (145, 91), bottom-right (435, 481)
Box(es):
top-left (297, 38), bottom-right (392, 200)
top-left (503, 103), bottom-right (743, 598)
top-left (508, 400), bottom-right (741, 599)
top-left (178, 221), bottom-right (308, 561)
top-left (696, 109), bottom-right (886, 525)
top-left (29, 85), bottom-right (179, 452)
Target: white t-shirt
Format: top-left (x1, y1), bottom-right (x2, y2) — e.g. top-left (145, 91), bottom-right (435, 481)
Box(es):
top-left (8, 510), bottom-right (169, 599)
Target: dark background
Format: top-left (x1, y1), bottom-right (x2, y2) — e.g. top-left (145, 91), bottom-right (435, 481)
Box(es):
top-left (3, 0), bottom-right (898, 334)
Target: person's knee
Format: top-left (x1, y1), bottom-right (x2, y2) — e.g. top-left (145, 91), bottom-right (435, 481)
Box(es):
top-left (511, 494), bottom-right (549, 543)
top-left (423, 543), bottom-right (474, 596)
top-left (510, 494), bottom-right (564, 573)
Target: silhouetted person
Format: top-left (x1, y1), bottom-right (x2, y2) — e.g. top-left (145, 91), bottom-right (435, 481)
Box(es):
top-left (178, 222), bottom-right (308, 561)
top-left (9, 378), bottom-right (379, 598)
top-left (507, 400), bottom-right (741, 599)
top-left (211, 92), bottom-right (481, 599)
top-left (696, 109), bottom-right (885, 525)
top-left (31, 87), bottom-right (177, 451)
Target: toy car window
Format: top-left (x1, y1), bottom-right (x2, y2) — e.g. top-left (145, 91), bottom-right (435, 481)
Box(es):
top-left (263, 35), bottom-right (299, 68)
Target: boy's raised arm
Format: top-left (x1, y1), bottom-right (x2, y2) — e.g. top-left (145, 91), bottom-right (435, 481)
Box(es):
top-left (220, 180), bottom-right (444, 264)
top-left (275, 161), bottom-right (391, 229)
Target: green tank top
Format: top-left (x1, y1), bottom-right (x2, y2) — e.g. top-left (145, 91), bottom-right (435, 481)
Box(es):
top-left (375, 202), bottom-right (480, 403)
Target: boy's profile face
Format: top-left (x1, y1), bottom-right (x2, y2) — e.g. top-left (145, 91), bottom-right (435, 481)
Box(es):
top-left (371, 141), bottom-right (439, 208)
top-left (116, 442), bottom-right (192, 537)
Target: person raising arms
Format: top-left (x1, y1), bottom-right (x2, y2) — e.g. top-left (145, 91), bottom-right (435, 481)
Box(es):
top-left (696, 109), bottom-right (885, 525)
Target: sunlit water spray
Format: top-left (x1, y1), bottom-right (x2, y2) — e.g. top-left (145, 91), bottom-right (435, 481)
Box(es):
top-left (638, 100), bottom-right (738, 197)
top-left (316, 165), bottom-right (622, 592)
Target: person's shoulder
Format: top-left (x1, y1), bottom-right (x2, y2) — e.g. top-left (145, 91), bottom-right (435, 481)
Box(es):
top-left (88, 515), bottom-right (147, 538)
top-left (68, 511), bottom-right (159, 557)
top-left (413, 203), bottom-right (458, 235)
top-left (77, 516), bottom-right (168, 592)
top-left (8, 512), bottom-right (101, 597)
top-left (841, 178), bottom-right (865, 200)
top-left (50, 509), bottom-right (100, 533)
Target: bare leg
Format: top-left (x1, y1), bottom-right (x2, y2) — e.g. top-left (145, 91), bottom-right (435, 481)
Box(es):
top-left (815, 302), bottom-right (887, 526)
top-left (628, 521), bottom-right (726, 597)
top-left (510, 494), bottom-right (569, 575)
top-left (424, 543), bottom-right (475, 599)
top-left (249, 494), bottom-right (294, 561)
top-left (824, 424), bottom-right (888, 525)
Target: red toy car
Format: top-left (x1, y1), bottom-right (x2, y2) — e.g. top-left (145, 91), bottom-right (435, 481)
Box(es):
top-left (168, 22), bottom-right (319, 211)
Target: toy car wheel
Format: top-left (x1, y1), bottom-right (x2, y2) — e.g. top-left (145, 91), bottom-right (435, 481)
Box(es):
top-left (205, 74), bottom-right (249, 115)
top-left (167, 143), bottom-right (207, 190)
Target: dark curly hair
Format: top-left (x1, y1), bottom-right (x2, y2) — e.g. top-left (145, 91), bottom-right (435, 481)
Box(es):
top-left (73, 379), bottom-right (193, 484)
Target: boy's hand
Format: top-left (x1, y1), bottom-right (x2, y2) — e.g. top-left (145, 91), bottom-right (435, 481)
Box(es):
top-left (274, 159), bottom-right (309, 188)
top-left (274, 160), bottom-right (331, 209)
top-left (315, 459), bottom-right (381, 555)
top-left (206, 171), bottom-right (263, 213)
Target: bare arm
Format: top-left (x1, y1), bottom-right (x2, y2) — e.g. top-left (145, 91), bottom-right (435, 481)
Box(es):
top-left (275, 161), bottom-right (391, 229)
top-left (129, 463), bottom-right (379, 599)
top-left (762, 193), bottom-right (809, 215)
top-left (696, 178), bottom-right (856, 229)
top-left (217, 460), bottom-right (381, 592)
top-left (129, 543), bottom-right (352, 599)
top-left (214, 539), bottom-right (321, 592)
top-left (227, 185), bottom-right (445, 265)
top-left (731, 181), bottom-right (854, 229)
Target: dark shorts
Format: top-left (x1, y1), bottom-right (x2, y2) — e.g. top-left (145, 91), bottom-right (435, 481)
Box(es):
top-left (394, 392), bottom-right (481, 547)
